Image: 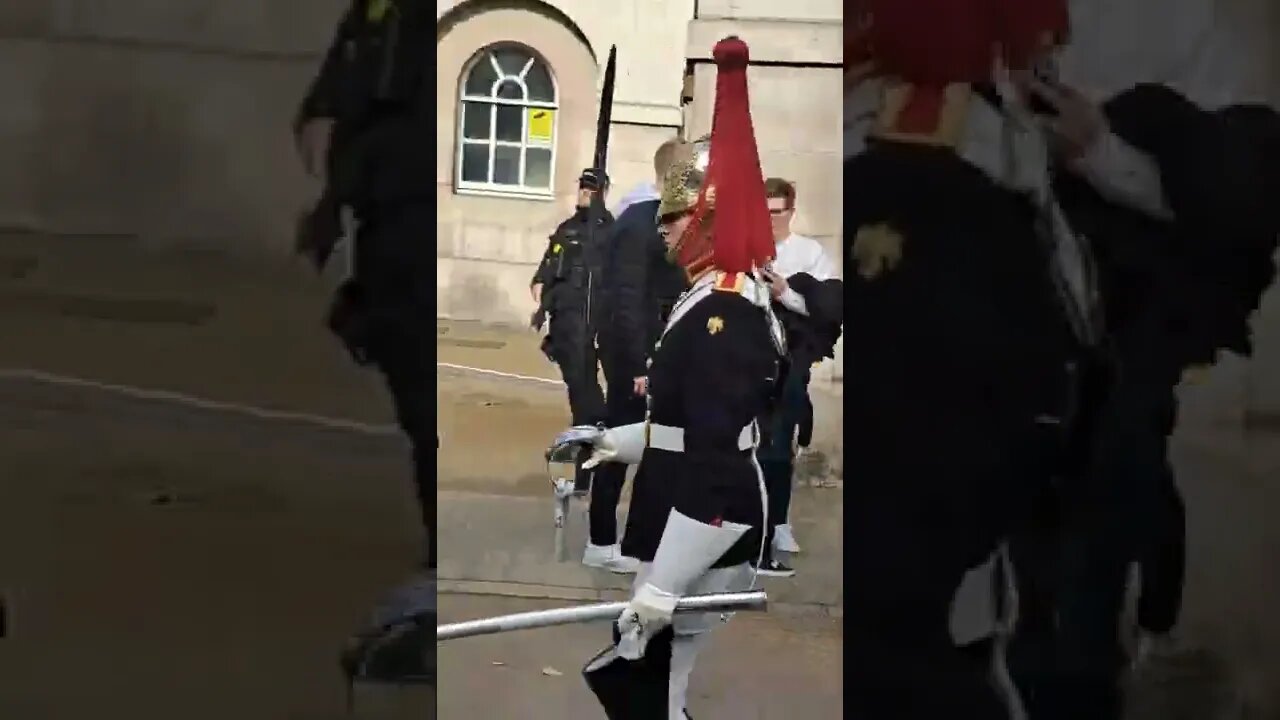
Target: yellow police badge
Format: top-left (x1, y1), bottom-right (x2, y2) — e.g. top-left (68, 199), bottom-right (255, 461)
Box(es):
top-left (366, 0), bottom-right (393, 23)
top-left (707, 316), bottom-right (725, 335)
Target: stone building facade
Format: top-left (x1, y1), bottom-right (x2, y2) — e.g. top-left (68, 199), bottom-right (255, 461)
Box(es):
top-left (434, 0), bottom-right (844, 381)
top-left (2, 1), bottom-right (1280, 402)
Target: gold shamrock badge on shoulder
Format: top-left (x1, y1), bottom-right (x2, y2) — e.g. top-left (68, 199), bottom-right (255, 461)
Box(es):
top-left (851, 223), bottom-right (905, 280)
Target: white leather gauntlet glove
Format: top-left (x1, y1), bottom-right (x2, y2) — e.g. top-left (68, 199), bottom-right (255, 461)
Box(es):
top-left (582, 422), bottom-right (647, 469)
top-left (614, 583), bottom-right (678, 660)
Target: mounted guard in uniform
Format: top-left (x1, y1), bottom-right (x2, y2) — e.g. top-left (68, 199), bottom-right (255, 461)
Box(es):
top-left (562, 36), bottom-right (784, 719)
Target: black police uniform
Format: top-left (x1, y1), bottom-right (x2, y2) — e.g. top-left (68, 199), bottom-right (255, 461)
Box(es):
top-left (588, 198), bottom-right (688, 548)
top-left (297, 0), bottom-right (435, 569)
top-left (531, 180), bottom-right (613, 431)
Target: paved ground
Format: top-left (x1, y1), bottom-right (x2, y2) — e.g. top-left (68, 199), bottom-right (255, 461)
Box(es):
top-left (1, 233), bottom-right (1280, 719)
top-left (0, 233), bottom-right (842, 719)
top-left (437, 595), bottom-right (842, 719)
top-left (0, 377), bottom-right (429, 720)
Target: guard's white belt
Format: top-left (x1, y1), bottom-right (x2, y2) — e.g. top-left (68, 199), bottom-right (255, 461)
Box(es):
top-left (647, 423), bottom-right (756, 453)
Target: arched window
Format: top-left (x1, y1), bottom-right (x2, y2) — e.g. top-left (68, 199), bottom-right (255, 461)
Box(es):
top-left (456, 44), bottom-right (559, 196)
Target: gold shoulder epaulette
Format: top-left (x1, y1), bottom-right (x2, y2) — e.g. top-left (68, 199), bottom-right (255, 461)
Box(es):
top-left (713, 272), bottom-right (745, 293)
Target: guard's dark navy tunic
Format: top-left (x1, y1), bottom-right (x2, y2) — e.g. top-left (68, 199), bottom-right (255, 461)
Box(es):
top-left (620, 271), bottom-right (783, 569)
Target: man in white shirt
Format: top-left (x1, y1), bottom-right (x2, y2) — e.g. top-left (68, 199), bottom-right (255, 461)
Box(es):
top-left (751, 178), bottom-right (842, 576)
top-left (1001, 11), bottom-right (1279, 715)
top-left (612, 180), bottom-right (660, 218)
top-left (762, 179), bottom-right (839, 302)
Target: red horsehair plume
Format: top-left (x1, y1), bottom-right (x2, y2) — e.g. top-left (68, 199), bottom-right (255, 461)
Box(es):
top-left (684, 36), bottom-right (776, 275)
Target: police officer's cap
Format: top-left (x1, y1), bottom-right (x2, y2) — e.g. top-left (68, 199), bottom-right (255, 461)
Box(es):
top-left (578, 169), bottom-right (609, 191)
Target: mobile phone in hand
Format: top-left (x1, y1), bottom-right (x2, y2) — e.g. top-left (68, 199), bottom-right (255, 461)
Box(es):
top-left (1029, 59), bottom-right (1063, 117)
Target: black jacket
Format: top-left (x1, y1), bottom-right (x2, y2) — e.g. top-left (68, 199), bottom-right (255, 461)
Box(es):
top-left (775, 273), bottom-right (844, 368)
top-left (295, 0), bottom-right (432, 218)
top-left (1055, 84), bottom-right (1280, 377)
top-left (531, 206), bottom-right (614, 294)
top-left (600, 198), bottom-right (688, 380)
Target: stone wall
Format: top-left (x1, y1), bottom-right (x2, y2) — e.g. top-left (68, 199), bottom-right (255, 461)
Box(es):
top-left (0, 0), bottom-right (346, 254)
top-left (0, 0), bottom-right (845, 338)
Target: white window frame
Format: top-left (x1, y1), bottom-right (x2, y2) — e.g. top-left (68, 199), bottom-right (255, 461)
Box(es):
top-left (455, 45), bottom-right (559, 200)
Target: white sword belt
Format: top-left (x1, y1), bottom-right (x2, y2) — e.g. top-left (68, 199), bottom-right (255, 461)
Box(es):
top-left (646, 423), bottom-right (757, 453)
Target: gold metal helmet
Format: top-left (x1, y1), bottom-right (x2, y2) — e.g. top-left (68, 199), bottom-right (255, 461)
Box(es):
top-left (656, 135), bottom-right (711, 222)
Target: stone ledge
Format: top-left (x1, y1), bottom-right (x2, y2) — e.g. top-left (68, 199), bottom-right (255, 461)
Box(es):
top-left (685, 18), bottom-right (842, 65)
top-left (612, 102), bottom-right (683, 128)
top-left (694, 0), bottom-right (842, 24)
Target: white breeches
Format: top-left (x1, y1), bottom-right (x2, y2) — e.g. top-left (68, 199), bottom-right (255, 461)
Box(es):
top-left (633, 562), bottom-right (752, 718)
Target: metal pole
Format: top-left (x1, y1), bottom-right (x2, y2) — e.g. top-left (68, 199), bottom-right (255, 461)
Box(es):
top-left (437, 590), bottom-right (768, 642)
top-left (552, 475), bottom-right (573, 562)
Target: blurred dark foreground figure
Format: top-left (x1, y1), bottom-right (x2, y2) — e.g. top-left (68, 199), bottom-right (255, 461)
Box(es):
top-left (294, 0), bottom-right (435, 703)
top-left (845, 1), bottom-right (1086, 717)
top-left (1009, 84), bottom-right (1280, 720)
top-left (340, 572), bottom-right (435, 692)
top-left (294, 0), bottom-right (435, 572)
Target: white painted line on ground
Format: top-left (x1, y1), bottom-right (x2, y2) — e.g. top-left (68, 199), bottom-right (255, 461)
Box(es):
top-left (436, 362), bottom-right (562, 386)
top-left (0, 368), bottom-right (399, 436)
top-left (0, 362), bottom-right (563, 436)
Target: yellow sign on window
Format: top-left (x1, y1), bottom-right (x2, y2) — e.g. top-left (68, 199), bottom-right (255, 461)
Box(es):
top-left (527, 109), bottom-right (555, 143)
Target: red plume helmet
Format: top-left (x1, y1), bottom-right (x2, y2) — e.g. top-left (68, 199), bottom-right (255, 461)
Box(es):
top-left (997, 0), bottom-right (1071, 70)
top-left (851, 0), bottom-right (1070, 81)
top-left (846, 0), bottom-right (1069, 137)
top-left (678, 36), bottom-right (775, 276)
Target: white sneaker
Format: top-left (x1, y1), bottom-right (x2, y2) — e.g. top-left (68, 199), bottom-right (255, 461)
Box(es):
top-left (582, 543), bottom-right (641, 574)
top-left (772, 524), bottom-right (802, 554)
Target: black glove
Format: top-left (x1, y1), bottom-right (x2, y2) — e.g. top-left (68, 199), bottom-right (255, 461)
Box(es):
top-left (295, 193), bottom-right (343, 272)
top-left (327, 279), bottom-right (372, 365)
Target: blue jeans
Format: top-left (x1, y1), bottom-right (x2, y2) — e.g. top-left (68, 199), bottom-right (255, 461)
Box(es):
top-left (757, 363), bottom-right (811, 560)
top-left (1008, 369), bottom-right (1176, 720)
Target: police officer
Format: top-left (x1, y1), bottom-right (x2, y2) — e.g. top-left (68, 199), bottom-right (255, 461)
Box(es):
top-left (530, 170), bottom-right (612, 446)
top-left (295, 0), bottom-right (434, 571)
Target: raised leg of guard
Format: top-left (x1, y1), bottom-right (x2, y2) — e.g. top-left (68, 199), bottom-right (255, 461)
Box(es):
top-left (584, 627), bottom-right (675, 719)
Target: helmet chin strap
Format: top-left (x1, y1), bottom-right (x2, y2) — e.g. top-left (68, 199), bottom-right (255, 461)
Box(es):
top-left (669, 222), bottom-right (716, 279)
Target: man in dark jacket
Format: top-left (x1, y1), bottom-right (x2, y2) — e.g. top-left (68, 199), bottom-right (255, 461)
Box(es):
top-left (581, 139), bottom-right (689, 573)
top-left (1007, 82), bottom-right (1280, 720)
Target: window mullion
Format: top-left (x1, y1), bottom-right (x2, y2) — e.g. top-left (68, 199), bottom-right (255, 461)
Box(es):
top-left (487, 104), bottom-right (497, 183)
